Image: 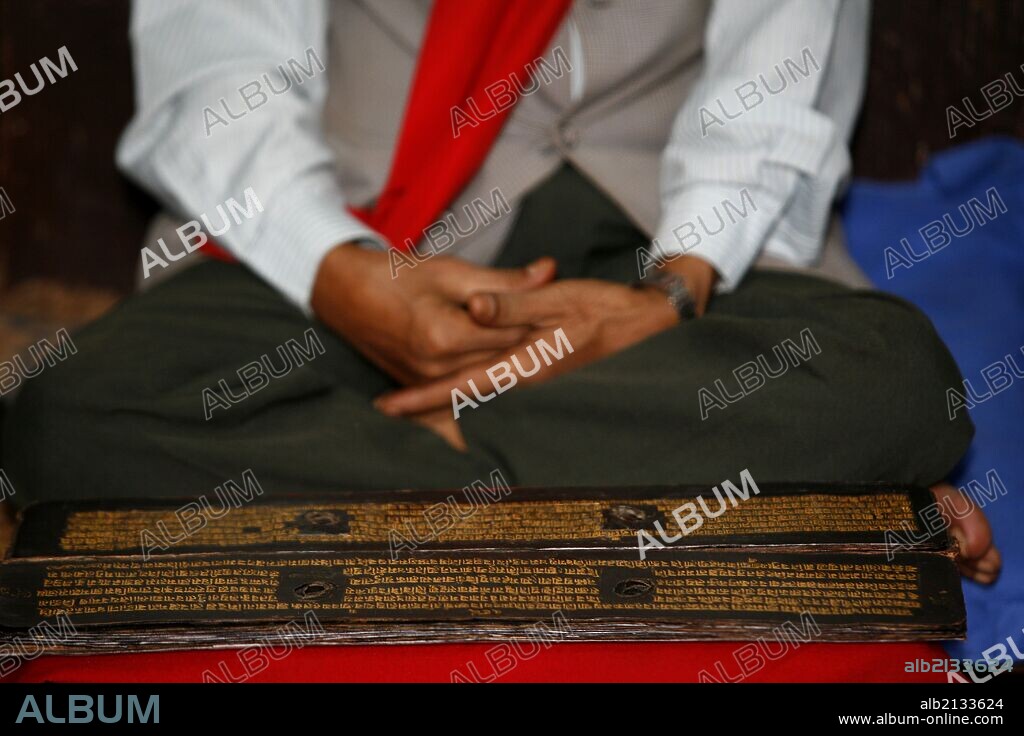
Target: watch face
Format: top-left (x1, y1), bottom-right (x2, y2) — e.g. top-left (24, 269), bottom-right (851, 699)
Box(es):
top-left (655, 273), bottom-right (696, 319)
top-left (634, 272), bottom-right (696, 319)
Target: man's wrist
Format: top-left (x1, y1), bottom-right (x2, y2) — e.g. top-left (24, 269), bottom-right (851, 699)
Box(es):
top-left (659, 255), bottom-right (718, 317)
top-left (635, 271), bottom-right (697, 320)
top-left (311, 241), bottom-right (381, 322)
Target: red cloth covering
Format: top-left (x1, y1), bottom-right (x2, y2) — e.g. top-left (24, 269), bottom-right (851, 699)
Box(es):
top-left (349, 0), bottom-right (574, 251)
top-left (7, 643), bottom-right (948, 683)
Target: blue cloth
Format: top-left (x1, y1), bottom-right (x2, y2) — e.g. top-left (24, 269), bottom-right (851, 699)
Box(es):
top-left (841, 136), bottom-right (1024, 664)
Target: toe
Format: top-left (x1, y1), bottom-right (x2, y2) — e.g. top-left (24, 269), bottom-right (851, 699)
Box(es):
top-left (931, 482), bottom-right (1002, 582)
top-left (933, 484), bottom-right (994, 558)
top-left (957, 545), bottom-right (1002, 584)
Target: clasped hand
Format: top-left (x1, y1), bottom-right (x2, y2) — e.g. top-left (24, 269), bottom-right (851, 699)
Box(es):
top-left (312, 243), bottom-right (712, 417)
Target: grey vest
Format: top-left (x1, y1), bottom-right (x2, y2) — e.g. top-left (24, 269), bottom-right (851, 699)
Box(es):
top-left (322, 0), bottom-right (867, 287)
top-left (324, 0), bottom-right (711, 265)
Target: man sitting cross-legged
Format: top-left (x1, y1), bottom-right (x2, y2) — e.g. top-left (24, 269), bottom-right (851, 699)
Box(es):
top-left (0, 0), bottom-right (1000, 583)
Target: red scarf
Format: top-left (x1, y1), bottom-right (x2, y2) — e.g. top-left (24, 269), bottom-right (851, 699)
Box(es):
top-left (203, 0), bottom-right (572, 261)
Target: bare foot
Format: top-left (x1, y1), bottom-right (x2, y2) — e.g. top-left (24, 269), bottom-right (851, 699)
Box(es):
top-left (931, 482), bottom-right (1001, 584)
top-left (410, 408), bottom-right (467, 452)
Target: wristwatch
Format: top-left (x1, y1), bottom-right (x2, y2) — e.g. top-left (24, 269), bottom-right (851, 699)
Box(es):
top-left (633, 271), bottom-right (697, 320)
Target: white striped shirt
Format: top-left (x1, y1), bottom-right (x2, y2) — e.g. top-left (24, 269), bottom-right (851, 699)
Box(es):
top-left (117, 0), bottom-right (869, 309)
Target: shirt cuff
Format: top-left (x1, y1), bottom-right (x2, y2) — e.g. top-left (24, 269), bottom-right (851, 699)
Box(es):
top-left (651, 185), bottom-right (782, 292)
top-left (241, 178), bottom-right (390, 313)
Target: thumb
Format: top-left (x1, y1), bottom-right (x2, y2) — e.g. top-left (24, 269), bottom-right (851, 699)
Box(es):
top-left (450, 257), bottom-right (556, 300)
top-left (516, 256), bottom-right (558, 289)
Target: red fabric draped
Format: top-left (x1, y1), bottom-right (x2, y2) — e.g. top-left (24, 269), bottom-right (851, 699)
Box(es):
top-left (202, 0), bottom-right (573, 260)
top-left (351, 0), bottom-right (574, 250)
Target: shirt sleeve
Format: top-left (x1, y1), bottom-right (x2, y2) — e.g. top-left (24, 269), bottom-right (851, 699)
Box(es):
top-left (116, 0), bottom-right (388, 311)
top-left (652, 0), bottom-right (860, 291)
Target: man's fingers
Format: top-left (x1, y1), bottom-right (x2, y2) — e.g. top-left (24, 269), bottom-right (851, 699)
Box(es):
top-left (412, 348), bottom-right (508, 381)
top-left (451, 318), bottom-right (530, 352)
top-left (377, 331), bottom-right (577, 416)
top-left (375, 367), bottom-right (485, 416)
top-left (378, 344), bottom-right (534, 416)
top-left (414, 306), bottom-right (528, 359)
top-left (467, 288), bottom-right (564, 327)
top-left (361, 344), bottom-right (418, 386)
top-left (443, 257), bottom-right (556, 300)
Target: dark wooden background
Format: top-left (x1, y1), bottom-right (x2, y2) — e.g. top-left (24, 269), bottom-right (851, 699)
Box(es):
top-left (1, 0), bottom-right (1023, 296)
